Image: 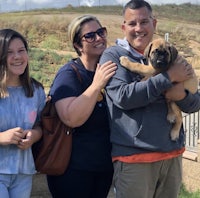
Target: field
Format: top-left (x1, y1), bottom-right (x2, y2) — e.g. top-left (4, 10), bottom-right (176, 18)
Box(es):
top-left (0, 4), bottom-right (200, 92)
top-left (1, 4), bottom-right (200, 197)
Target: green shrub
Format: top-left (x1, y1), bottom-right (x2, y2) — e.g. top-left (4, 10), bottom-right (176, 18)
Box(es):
top-left (29, 48), bottom-right (72, 88)
top-left (40, 35), bottom-right (61, 50)
top-left (179, 184), bottom-right (200, 198)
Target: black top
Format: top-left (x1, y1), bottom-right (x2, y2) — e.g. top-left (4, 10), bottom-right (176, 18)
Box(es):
top-left (50, 58), bottom-right (113, 172)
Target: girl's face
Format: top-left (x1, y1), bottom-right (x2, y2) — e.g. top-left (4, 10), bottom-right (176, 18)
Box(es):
top-left (7, 38), bottom-right (28, 79)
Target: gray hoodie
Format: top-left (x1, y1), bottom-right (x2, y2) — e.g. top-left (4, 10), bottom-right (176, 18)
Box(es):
top-left (99, 38), bottom-right (200, 157)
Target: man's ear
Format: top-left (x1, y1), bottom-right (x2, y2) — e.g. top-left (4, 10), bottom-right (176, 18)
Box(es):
top-left (121, 23), bottom-right (126, 33)
top-left (153, 18), bottom-right (157, 29)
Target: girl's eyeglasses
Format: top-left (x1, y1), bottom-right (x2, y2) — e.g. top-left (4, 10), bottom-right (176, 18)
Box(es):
top-left (81, 27), bottom-right (107, 43)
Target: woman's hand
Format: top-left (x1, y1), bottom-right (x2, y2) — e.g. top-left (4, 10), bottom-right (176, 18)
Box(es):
top-left (92, 60), bottom-right (117, 91)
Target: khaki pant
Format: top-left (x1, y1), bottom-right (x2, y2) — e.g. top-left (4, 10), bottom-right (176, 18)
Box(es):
top-left (113, 155), bottom-right (182, 198)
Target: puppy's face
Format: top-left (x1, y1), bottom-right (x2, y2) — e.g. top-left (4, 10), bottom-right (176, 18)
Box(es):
top-left (145, 39), bottom-right (178, 72)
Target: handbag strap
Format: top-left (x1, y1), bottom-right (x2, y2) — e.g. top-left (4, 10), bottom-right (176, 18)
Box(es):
top-left (48, 63), bottom-right (82, 97)
top-left (70, 63), bottom-right (82, 83)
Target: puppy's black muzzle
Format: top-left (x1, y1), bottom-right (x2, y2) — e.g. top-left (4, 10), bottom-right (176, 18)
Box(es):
top-left (150, 49), bottom-right (170, 72)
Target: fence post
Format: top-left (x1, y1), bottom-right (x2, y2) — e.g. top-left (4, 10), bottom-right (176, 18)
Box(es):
top-left (164, 33), bottom-right (169, 41)
top-left (197, 139), bottom-right (200, 162)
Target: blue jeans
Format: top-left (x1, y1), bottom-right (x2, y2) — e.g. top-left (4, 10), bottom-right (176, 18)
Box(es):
top-left (0, 174), bottom-right (32, 198)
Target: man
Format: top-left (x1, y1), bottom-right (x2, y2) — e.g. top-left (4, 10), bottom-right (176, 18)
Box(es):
top-left (99, 0), bottom-right (200, 198)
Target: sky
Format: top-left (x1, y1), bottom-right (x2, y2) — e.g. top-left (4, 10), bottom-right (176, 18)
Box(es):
top-left (0, 0), bottom-right (199, 12)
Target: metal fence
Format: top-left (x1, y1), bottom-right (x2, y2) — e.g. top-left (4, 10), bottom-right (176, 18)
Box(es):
top-left (183, 110), bottom-right (200, 152)
top-left (182, 86), bottom-right (200, 152)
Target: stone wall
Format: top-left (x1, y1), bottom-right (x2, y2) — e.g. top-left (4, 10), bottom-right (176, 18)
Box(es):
top-left (31, 174), bottom-right (51, 198)
top-left (182, 158), bottom-right (200, 192)
top-left (182, 140), bottom-right (200, 192)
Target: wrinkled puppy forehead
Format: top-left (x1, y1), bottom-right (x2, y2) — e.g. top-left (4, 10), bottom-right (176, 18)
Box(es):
top-left (154, 43), bottom-right (171, 55)
top-left (154, 38), bottom-right (167, 44)
top-left (158, 39), bottom-right (170, 49)
top-left (153, 38), bottom-right (169, 49)
top-left (159, 44), bottom-right (169, 52)
top-left (145, 38), bottom-right (171, 58)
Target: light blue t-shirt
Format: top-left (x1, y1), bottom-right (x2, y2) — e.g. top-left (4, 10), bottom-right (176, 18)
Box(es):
top-left (0, 85), bottom-right (46, 174)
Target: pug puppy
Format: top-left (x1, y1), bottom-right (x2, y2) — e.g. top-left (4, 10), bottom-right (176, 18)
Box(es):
top-left (120, 38), bottom-right (198, 140)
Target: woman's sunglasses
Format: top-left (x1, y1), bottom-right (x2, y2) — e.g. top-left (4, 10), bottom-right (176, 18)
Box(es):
top-left (81, 27), bottom-right (107, 43)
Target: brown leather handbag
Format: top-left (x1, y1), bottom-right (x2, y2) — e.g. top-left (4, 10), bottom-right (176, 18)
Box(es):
top-left (32, 97), bottom-right (72, 175)
top-left (32, 64), bottom-right (81, 175)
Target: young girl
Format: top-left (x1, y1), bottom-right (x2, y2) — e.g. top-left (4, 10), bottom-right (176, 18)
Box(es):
top-left (0, 29), bottom-right (46, 198)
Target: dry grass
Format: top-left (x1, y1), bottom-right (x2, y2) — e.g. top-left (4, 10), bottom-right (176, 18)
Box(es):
top-left (0, 6), bottom-right (199, 77)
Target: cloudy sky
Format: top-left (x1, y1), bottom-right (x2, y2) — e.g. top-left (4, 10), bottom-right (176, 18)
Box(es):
top-left (0, 0), bottom-right (199, 12)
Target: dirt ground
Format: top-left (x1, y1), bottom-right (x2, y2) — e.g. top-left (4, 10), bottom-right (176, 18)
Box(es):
top-left (182, 158), bottom-right (200, 192)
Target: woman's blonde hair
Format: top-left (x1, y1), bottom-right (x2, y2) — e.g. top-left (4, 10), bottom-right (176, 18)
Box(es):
top-left (68, 15), bottom-right (102, 56)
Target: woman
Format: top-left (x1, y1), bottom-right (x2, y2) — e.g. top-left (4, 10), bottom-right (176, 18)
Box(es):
top-left (0, 29), bottom-right (46, 198)
top-left (46, 15), bottom-right (117, 198)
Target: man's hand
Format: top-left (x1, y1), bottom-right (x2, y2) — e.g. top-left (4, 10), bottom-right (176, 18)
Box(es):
top-left (165, 83), bottom-right (186, 101)
top-left (167, 56), bottom-right (194, 83)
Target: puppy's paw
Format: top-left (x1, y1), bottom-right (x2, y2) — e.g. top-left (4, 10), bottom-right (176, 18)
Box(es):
top-left (120, 56), bottom-right (130, 66)
top-left (170, 130), bottom-right (179, 141)
top-left (167, 113), bottom-right (176, 123)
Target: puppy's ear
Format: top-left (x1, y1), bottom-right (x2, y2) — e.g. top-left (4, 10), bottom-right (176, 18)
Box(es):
top-left (168, 44), bottom-right (178, 64)
top-left (144, 42), bottom-right (153, 58)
